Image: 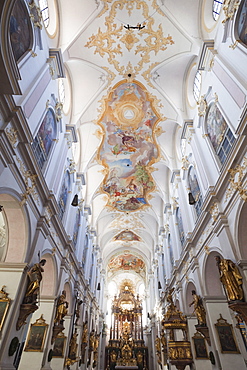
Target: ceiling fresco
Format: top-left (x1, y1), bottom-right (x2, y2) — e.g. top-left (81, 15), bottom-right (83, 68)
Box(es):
top-left (97, 80), bottom-right (163, 212)
top-left (114, 229), bottom-right (141, 242)
top-left (60, 0), bottom-right (203, 291)
top-left (108, 252), bottom-right (146, 277)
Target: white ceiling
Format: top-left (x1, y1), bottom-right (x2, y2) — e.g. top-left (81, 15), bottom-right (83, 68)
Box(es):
top-left (56, 0), bottom-right (205, 292)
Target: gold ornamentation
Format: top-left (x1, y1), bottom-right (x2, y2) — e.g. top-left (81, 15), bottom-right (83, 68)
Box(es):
top-left (153, 125), bottom-right (165, 137)
top-left (44, 206), bottom-right (53, 226)
top-left (197, 96), bottom-right (207, 117)
top-left (29, 0), bottom-right (42, 29)
top-left (229, 40), bottom-right (239, 49)
top-left (222, 0), bottom-right (241, 23)
top-left (209, 201), bottom-right (220, 221)
top-left (85, 1), bottom-right (174, 78)
top-left (0, 286), bottom-right (10, 330)
top-left (142, 62), bottom-right (159, 88)
top-left (78, 199), bottom-right (84, 211)
top-left (29, 49), bottom-right (37, 58)
top-left (135, 23), bottom-right (174, 71)
top-left (226, 157), bottom-right (247, 202)
top-left (85, 21), bottom-right (123, 59)
top-left (120, 29), bottom-right (139, 51)
top-left (55, 101), bottom-right (63, 121)
top-left (123, 62), bottom-right (136, 81)
top-left (68, 159), bottom-right (76, 174)
top-left (110, 213), bottom-right (144, 229)
top-left (152, 0), bottom-right (166, 16)
top-left (209, 56), bottom-right (215, 71)
top-left (102, 67), bottom-right (116, 89)
top-left (181, 156), bottom-right (189, 171)
top-left (66, 138), bottom-right (72, 149)
top-left (17, 158), bottom-right (39, 206)
top-left (5, 127), bottom-right (18, 148)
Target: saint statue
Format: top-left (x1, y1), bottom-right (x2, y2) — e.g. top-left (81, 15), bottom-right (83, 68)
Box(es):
top-left (89, 329), bottom-right (95, 351)
top-left (81, 321), bottom-right (88, 344)
top-left (215, 256), bottom-right (244, 301)
top-left (24, 259), bottom-right (46, 304)
top-left (68, 329), bottom-right (78, 360)
top-left (166, 287), bottom-right (176, 312)
top-left (189, 290), bottom-right (207, 326)
top-left (155, 335), bottom-right (161, 354)
top-left (54, 290), bottom-right (68, 324)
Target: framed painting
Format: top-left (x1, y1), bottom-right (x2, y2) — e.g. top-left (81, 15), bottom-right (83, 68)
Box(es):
top-left (215, 314), bottom-right (239, 354)
top-left (53, 332), bottom-right (66, 358)
top-left (0, 286), bottom-right (11, 330)
top-left (192, 332), bottom-right (208, 359)
top-left (25, 315), bottom-right (48, 352)
top-left (236, 0), bottom-right (247, 47)
top-left (9, 0), bottom-right (33, 62)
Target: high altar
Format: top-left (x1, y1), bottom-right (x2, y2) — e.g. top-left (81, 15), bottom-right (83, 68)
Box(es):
top-left (105, 283), bottom-right (148, 370)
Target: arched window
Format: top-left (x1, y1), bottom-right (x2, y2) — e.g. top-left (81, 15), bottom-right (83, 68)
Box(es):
top-left (58, 79), bottom-right (65, 105)
top-left (162, 253), bottom-right (166, 278)
top-left (193, 70), bottom-right (202, 102)
top-left (73, 210), bottom-right (81, 247)
top-left (89, 253), bottom-right (94, 286)
top-left (82, 234), bottom-right (89, 269)
top-left (32, 108), bottom-right (57, 169)
top-left (206, 103), bottom-right (235, 164)
top-left (0, 211), bottom-right (7, 261)
top-left (58, 171), bottom-right (70, 219)
top-left (168, 234), bottom-right (174, 268)
top-left (9, 0), bottom-right (33, 62)
top-left (235, 0), bottom-right (247, 47)
top-left (176, 207), bottom-right (185, 246)
top-left (39, 0), bottom-right (49, 28)
top-left (188, 166), bottom-right (203, 217)
top-left (212, 0), bottom-right (224, 21)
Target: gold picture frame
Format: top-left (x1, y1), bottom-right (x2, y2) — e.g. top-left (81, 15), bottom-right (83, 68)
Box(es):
top-left (0, 286), bottom-right (11, 331)
top-left (53, 332), bottom-right (67, 358)
top-left (25, 315), bottom-right (48, 352)
top-left (215, 314), bottom-right (239, 354)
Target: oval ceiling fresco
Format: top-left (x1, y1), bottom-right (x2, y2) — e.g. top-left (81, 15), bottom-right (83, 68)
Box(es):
top-left (97, 80), bottom-right (162, 212)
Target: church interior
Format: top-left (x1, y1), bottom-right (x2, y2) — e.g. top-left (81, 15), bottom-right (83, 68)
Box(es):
top-left (0, 0), bottom-right (247, 369)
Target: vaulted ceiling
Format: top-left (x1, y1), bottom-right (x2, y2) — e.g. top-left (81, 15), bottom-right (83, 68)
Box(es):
top-left (56, 0), bottom-right (206, 293)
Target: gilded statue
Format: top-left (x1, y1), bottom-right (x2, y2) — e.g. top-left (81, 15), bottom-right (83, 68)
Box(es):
top-left (155, 335), bottom-right (162, 365)
top-left (110, 350), bottom-right (117, 363)
top-left (161, 331), bottom-right (167, 350)
top-left (75, 299), bottom-right (82, 325)
top-left (89, 329), bottom-right (95, 350)
top-left (82, 321), bottom-right (88, 344)
top-left (24, 259), bottom-right (46, 304)
top-left (136, 350), bottom-right (143, 363)
top-left (215, 256), bottom-right (244, 301)
top-left (189, 290), bottom-right (207, 326)
top-left (166, 287), bottom-right (176, 311)
top-left (68, 329), bottom-right (78, 360)
top-left (54, 290), bottom-right (68, 324)
top-left (155, 335), bottom-right (161, 353)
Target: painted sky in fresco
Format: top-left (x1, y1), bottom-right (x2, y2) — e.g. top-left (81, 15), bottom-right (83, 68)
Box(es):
top-left (99, 81), bottom-right (160, 212)
top-left (108, 253), bottom-right (145, 275)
